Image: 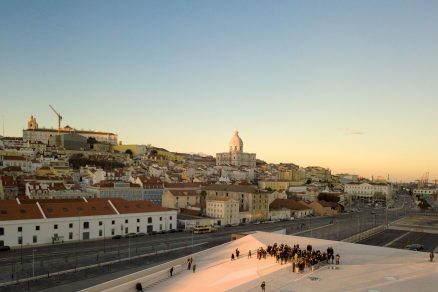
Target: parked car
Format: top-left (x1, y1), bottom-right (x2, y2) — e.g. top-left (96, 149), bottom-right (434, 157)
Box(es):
top-left (225, 224), bottom-right (232, 227)
top-left (0, 246), bottom-right (11, 252)
top-left (150, 231), bottom-right (158, 235)
top-left (136, 232), bottom-right (146, 237)
top-left (124, 233), bottom-right (137, 238)
top-left (405, 244), bottom-right (424, 251)
top-left (111, 235), bottom-right (122, 240)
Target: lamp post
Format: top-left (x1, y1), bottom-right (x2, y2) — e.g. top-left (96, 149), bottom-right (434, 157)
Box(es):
top-left (103, 223), bottom-right (106, 253)
top-left (32, 249), bottom-right (35, 278)
top-left (20, 229), bottom-right (23, 264)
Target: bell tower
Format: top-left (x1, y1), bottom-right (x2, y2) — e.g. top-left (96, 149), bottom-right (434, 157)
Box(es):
top-left (28, 115), bottom-right (38, 129)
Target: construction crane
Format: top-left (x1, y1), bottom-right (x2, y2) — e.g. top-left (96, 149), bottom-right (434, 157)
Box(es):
top-left (418, 172), bottom-right (429, 188)
top-left (49, 105), bottom-right (62, 133)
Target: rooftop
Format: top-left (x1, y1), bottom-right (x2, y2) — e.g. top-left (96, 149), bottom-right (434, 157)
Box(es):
top-left (92, 231), bottom-right (438, 292)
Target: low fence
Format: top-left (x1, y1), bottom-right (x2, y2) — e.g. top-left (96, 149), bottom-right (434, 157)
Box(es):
top-left (0, 242), bottom-right (206, 288)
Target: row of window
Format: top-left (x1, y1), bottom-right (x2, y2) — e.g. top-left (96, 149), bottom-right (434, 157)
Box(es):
top-left (3, 216), bottom-right (173, 234)
top-left (14, 223), bottom-right (174, 245)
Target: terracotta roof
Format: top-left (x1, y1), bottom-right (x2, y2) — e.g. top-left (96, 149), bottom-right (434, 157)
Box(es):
top-left (19, 198), bottom-right (84, 204)
top-left (203, 184), bottom-right (258, 193)
top-left (2, 155), bottom-right (27, 161)
top-left (1, 166), bottom-right (22, 172)
top-left (0, 201), bottom-right (44, 221)
top-left (168, 190), bottom-right (199, 197)
top-left (164, 182), bottom-right (202, 189)
top-left (1, 176), bottom-right (16, 187)
top-left (111, 200), bottom-right (172, 214)
top-left (40, 201), bottom-right (116, 218)
top-left (269, 199), bottom-right (311, 210)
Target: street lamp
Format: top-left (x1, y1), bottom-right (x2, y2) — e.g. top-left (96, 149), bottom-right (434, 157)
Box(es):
top-left (32, 249), bottom-right (35, 278)
top-left (20, 229), bottom-right (23, 264)
top-left (103, 223), bottom-right (106, 253)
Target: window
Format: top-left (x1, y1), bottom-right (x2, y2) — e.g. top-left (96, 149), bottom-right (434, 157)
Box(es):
top-left (170, 216), bottom-right (172, 220)
top-left (18, 227), bottom-right (22, 232)
top-left (83, 222), bottom-right (89, 229)
top-left (35, 225), bottom-right (40, 231)
top-left (99, 221), bottom-right (103, 226)
top-left (111, 229), bottom-right (115, 235)
top-left (170, 223), bottom-right (173, 230)
top-left (33, 235), bottom-right (37, 243)
top-left (137, 218), bottom-right (140, 223)
top-left (69, 223), bottom-right (73, 228)
top-left (99, 230), bottom-right (103, 237)
top-left (148, 217), bottom-right (152, 223)
top-left (0, 228), bottom-right (4, 235)
top-left (18, 236), bottom-right (22, 245)
top-left (125, 219), bottom-right (128, 224)
top-left (160, 224), bottom-right (163, 231)
top-left (160, 217), bottom-right (162, 221)
top-left (54, 224), bottom-right (58, 230)
top-left (137, 226), bottom-right (140, 232)
top-left (112, 220), bottom-right (115, 225)
top-left (69, 232), bottom-right (73, 240)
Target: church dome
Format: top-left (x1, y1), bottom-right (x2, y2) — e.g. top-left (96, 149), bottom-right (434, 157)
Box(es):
top-left (229, 130), bottom-right (243, 152)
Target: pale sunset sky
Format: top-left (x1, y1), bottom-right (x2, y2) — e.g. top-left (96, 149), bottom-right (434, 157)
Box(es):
top-left (1, 1), bottom-right (438, 182)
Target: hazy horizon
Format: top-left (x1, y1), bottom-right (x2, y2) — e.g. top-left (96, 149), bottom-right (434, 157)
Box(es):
top-left (2, 1), bottom-right (438, 182)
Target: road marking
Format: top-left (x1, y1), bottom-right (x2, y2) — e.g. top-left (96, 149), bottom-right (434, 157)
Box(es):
top-left (384, 232), bottom-right (411, 247)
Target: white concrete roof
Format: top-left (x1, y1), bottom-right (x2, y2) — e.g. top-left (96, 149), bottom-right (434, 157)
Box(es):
top-left (149, 232), bottom-right (438, 292)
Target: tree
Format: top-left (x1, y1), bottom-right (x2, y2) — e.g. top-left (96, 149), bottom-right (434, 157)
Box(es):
top-left (418, 199), bottom-right (431, 210)
top-left (87, 137), bottom-right (98, 149)
top-left (125, 149), bottom-right (133, 158)
top-left (318, 193), bottom-right (340, 203)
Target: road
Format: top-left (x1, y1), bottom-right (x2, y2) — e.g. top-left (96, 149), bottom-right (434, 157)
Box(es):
top-left (0, 194), bottom-right (416, 291)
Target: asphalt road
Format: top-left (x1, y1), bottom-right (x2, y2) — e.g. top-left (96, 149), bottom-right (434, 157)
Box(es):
top-left (0, 194), bottom-right (416, 291)
top-left (359, 230), bottom-right (438, 252)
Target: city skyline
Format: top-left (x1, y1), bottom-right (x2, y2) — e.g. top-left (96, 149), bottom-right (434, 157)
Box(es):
top-left (2, 1), bottom-right (438, 181)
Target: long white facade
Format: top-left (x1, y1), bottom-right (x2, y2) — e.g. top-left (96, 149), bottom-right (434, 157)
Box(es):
top-left (344, 182), bottom-right (393, 201)
top-left (0, 199), bottom-right (176, 248)
top-left (23, 115), bottom-right (118, 145)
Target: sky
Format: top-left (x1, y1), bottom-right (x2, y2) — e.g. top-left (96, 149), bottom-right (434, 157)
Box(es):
top-left (1, 1), bottom-right (438, 182)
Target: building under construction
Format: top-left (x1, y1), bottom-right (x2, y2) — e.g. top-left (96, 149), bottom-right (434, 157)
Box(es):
top-left (23, 113), bottom-right (118, 145)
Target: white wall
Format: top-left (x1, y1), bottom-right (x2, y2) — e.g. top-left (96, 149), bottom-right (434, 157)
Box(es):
top-left (0, 210), bottom-right (177, 248)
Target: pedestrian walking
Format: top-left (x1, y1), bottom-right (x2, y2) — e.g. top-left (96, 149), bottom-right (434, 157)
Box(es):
top-left (261, 281), bottom-right (266, 292)
top-left (188, 260), bottom-right (192, 270)
top-left (236, 248), bottom-right (240, 258)
top-left (170, 266), bottom-right (174, 277)
top-left (430, 252), bottom-right (434, 262)
top-left (248, 250), bottom-right (252, 259)
top-left (335, 254), bottom-right (340, 265)
top-left (136, 282), bottom-right (144, 292)
top-left (231, 253), bottom-right (235, 261)
top-left (192, 264), bottom-right (197, 273)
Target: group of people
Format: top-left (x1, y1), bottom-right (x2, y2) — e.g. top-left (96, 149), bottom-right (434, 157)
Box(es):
top-left (231, 248), bottom-right (240, 260)
top-left (186, 257), bottom-right (197, 273)
top-left (254, 242), bottom-right (341, 272)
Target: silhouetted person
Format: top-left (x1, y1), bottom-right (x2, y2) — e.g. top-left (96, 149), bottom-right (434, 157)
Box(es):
top-left (170, 266), bottom-right (174, 277)
top-left (430, 252), bottom-right (434, 262)
top-left (136, 282), bottom-right (143, 292)
top-left (192, 264), bottom-right (196, 273)
top-left (261, 281), bottom-right (266, 291)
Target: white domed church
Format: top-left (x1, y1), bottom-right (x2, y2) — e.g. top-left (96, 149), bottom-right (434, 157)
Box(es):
top-left (216, 131), bottom-right (256, 168)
